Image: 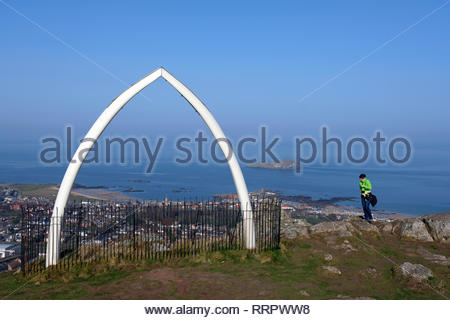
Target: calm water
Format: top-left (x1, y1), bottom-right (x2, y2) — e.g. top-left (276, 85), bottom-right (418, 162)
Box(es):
top-left (1, 147), bottom-right (449, 216)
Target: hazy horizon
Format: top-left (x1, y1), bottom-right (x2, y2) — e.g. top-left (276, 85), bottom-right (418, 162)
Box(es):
top-left (1, 1), bottom-right (450, 215)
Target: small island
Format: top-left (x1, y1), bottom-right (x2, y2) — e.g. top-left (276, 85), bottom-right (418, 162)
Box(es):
top-left (247, 160), bottom-right (298, 170)
top-left (122, 187), bottom-right (144, 193)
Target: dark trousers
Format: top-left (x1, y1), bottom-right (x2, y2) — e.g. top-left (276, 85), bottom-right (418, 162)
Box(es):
top-left (361, 196), bottom-right (373, 221)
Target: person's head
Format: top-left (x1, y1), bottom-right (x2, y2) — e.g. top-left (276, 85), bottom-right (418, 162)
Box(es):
top-left (359, 173), bottom-right (366, 181)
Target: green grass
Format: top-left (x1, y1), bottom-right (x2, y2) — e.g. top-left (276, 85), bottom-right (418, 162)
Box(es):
top-left (11, 183), bottom-right (92, 201)
top-left (1, 233), bottom-right (448, 300)
top-left (12, 184), bottom-right (51, 192)
top-left (379, 244), bottom-right (402, 258)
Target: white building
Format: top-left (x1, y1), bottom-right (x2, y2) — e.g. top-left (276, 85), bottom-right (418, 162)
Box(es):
top-left (0, 243), bottom-right (20, 258)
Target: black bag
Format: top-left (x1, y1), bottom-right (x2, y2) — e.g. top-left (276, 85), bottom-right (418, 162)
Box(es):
top-left (369, 193), bottom-right (377, 207)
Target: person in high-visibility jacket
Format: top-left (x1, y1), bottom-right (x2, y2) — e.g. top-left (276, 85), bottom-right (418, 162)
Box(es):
top-left (359, 173), bottom-right (373, 222)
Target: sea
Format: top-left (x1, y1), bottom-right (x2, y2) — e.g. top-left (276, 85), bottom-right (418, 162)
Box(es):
top-left (1, 145), bottom-right (449, 217)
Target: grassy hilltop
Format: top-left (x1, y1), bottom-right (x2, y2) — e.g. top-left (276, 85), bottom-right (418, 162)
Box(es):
top-left (1, 220), bottom-right (449, 299)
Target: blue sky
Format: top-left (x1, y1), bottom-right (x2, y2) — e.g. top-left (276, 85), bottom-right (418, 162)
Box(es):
top-left (1, 0), bottom-right (450, 155)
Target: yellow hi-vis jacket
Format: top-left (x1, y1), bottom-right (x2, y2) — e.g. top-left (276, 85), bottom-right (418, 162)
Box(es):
top-left (360, 178), bottom-right (372, 197)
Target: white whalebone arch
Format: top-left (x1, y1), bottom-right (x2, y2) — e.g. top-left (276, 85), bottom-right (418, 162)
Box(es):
top-left (46, 68), bottom-right (256, 267)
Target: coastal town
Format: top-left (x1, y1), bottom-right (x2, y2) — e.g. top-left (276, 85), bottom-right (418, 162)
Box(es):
top-left (0, 184), bottom-right (271, 272)
top-left (0, 182), bottom-right (401, 274)
top-left (0, 186), bottom-right (25, 271)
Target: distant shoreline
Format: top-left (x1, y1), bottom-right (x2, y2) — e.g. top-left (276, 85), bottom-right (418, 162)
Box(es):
top-left (4, 183), bottom-right (135, 202)
top-left (63, 187), bottom-right (135, 201)
top-left (3, 182), bottom-right (442, 218)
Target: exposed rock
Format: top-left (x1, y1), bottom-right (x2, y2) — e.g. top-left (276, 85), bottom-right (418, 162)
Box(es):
top-left (421, 213), bottom-right (450, 243)
top-left (310, 221), bottom-right (355, 237)
top-left (295, 227), bottom-right (310, 238)
top-left (380, 220), bottom-right (402, 235)
top-left (281, 210), bottom-right (448, 246)
top-left (334, 239), bottom-right (358, 253)
top-left (321, 266), bottom-right (342, 275)
top-left (417, 247), bottom-right (450, 266)
top-left (381, 222), bottom-right (395, 233)
top-left (399, 219), bottom-right (433, 242)
top-left (283, 228), bottom-right (298, 240)
top-left (281, 225), bottom-right (309, 239)
top-left (280, 212), bottom-right (311, 239)
top-left (298, 290), bottom-right (310, 297)
top-left (351, 220), bottom-right (380, 234)
top-left (324, 253), bottom-right (333, 261)
top-left (338, 230), bottom-right (353, 238)
top-left (295, 219), bottom-right (311, 227)
top-left (399, 262), bottom-right (433, 281)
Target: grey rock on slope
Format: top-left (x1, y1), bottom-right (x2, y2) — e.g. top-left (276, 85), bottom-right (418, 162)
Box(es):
top-left (399, 219), bottom-right (433, 242)
top-left (420, 213), bottom-right (450, 243)
top-left (310, 221), bottom-right (355, 237)
top-left (399, 262), bottom-right (433, 281)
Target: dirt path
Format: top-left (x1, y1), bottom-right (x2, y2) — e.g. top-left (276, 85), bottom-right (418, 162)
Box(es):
top-left (88, 267), bottom-right (282, 299)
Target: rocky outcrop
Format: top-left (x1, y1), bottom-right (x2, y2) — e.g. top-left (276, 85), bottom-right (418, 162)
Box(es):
top-left (399, 262), bottom-right (433, 281)
top-left (417, 247), bottom-right (450, 266)
top-left (280, 212), bottom-right (311, 239)
top-left (280, 211), bottom-right (449, 244)
top-left (421, 213), bottom-right (450, 243)
top-left (399, 219), bottom-right (434, 242)
top-left (351, 220), bottom-right (380, 234)
top-left (380, 221), bottom-right (401, 234)
top-left (310, 221), bottom-right (356, 237)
